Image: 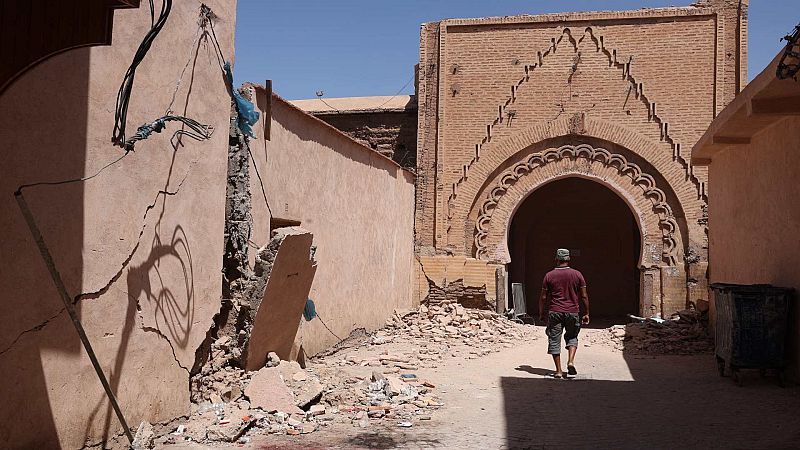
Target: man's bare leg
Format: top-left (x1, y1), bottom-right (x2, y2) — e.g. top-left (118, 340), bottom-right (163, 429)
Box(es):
top-left (567, 345), bottom-right (577, 366)
top-left (552, 354), bottom-right (563, 377)
top-left (566, 345), bottom-right (577, 375)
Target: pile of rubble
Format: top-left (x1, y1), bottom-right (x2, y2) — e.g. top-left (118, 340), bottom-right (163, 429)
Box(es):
top-left (604, 309), bottom-right (713, 355)
top-left (380, 301), bottom-right (534, 354)
top-left (149, 302), bottom-right (533, 447)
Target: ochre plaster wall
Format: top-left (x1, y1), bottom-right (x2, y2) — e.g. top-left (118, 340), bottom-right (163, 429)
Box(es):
top-left (0, 2), bottom-right (235, 447)
top-left (708, 116), bottom-right (800, 376)
top-left (248, 95), bottom-right (416, 357)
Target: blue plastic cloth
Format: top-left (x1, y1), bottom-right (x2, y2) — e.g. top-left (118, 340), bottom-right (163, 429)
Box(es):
top-left (303, 298), bottom-right (317, 321)
top-left (224, 61), bottom-right (260, 138)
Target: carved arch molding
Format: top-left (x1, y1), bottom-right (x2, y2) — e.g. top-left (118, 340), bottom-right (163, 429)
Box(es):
top-left (473, 143), bottom-right (680, 265)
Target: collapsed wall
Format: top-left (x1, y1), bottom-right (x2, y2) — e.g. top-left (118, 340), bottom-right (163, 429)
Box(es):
top-left (192, 225), bottom-right (317, 405)
top-left (188, 84), bottom-right (418, 406)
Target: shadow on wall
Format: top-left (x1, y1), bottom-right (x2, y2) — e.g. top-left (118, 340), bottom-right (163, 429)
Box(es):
top-left (0, 48), bottom-right (91, 447)
top-left (83, 220), bottom-right (196, 444)
top-left (502, 326), bottom-right (800, 449)
top-left (1, 29), bottom-right (207, 444)
top-left (79, 106), bottom-right (201, 444)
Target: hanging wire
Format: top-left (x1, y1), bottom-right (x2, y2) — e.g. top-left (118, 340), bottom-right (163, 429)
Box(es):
top-left (123, 115), bottom-right (213, 152)
top-left (16, 153), bottom-right (129, 193)
top-left (313, 73), bottom-right (415, 113)
top-left (112, 1), bottom-right (218, 152)
top-left (777, 23), bottom-right (800, 80)
top-left (317, 96), bottom-right (343, 114)
top-left (205, 5), bottom-right (228, 72)
top-left (372, 74), bottom-right (415, 109)
top-left (246, 145), bottom-right (273, 219)
top-left (112, 0), bottom-right (173, 148)
top-left (316, 311), bottom-right (343, 341)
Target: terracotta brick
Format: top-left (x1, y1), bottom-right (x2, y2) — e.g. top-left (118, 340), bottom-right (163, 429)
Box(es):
top-left (415, 2), bottom-right (745, 314)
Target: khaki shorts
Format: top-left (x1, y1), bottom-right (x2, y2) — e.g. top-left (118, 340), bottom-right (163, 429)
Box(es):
top-left (545, 311), bottom-right (580, 355)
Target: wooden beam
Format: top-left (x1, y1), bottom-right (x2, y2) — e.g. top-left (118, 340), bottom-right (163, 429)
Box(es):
top-left (712, 136), bottom-right (750, 145)
top-left (265, 80), bottom-right (272, 141)
top-left (748, 96), bottom-right (800, 116)
top-left (691, 157), bottom-right (712, 166)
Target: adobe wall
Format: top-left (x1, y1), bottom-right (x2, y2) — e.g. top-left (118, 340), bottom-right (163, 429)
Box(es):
top-left (0, 2), bottom-right (236, 448)
top-left (415, 2), bottom-right (747, 314)
top-left (316, 110), bottom-right (418, 168)
top-left (708, 116), bottom-right (800, 376)
top-left (247, 93), bottom-right (416, 357)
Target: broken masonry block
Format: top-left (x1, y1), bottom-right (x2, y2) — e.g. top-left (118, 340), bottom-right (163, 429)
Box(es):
top-left (243, 227), bottom-right (317, 371)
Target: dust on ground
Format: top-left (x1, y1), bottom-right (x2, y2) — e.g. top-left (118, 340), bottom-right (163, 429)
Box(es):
top-left (153, 304), bottom-right (800, 450)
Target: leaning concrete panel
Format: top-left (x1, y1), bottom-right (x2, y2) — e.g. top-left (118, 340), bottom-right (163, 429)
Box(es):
top-left (245, 227), bottom-right (317, 370)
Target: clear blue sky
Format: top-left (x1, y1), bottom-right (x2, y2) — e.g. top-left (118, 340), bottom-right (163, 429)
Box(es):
top-left (233, 1), bottom-right (799, 100)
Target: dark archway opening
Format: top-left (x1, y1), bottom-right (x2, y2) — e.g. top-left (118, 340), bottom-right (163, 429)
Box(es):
top-left (508, 177), bottom-right (641, 321)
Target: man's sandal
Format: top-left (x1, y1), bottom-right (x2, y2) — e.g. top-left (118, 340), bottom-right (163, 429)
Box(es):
top-left (567, 365), bottom-right (577, 376)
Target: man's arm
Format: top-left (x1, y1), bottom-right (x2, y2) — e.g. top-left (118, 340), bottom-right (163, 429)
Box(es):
top-left (538, 288), bottom-right (548, 321)
top-left (580, 286), bottom-right (590, 325)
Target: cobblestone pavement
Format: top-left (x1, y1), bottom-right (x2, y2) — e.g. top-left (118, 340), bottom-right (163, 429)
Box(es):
top-left (168, 326), bottom-right (800, 450)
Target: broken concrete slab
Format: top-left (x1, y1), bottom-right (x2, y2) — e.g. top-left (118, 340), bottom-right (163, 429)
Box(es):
top-left (293, 376), bottom-right (324, 409)
top-left (385, 375), bottom-right (405, 397)
top-left (131, 421), bottom-right (154, 450)
top-left (244, 227), bottom-right (317, 370)
top-left (244, 367), bottom-right (303, 415)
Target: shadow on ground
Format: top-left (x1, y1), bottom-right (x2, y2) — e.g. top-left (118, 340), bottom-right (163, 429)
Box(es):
top-left (503, 352), bottom-right (800, 450)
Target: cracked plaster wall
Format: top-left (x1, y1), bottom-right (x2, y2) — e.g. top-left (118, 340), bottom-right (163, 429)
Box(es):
top-left (0, 1), bottom-right (236, 448)
top-left (708, 116), bottom-right (800, 379)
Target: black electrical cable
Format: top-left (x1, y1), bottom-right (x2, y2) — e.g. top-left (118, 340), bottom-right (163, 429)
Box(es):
top-left (112, 0), bottom-right (173, 149)
top-left (315, 311), bottom-right (343, 342)
top-left (122, 114), bottom-right (213, 152)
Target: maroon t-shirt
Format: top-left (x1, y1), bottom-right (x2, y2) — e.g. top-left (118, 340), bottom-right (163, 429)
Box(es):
top-left (543, 267), bottom-right (587, 314)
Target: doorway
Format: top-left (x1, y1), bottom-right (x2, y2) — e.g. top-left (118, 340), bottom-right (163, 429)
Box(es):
top-left (507, 177), bottom-right (641, 320)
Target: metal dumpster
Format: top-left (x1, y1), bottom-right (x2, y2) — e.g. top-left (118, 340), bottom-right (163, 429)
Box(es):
top-left (711, 283), bottom-right (794, 386)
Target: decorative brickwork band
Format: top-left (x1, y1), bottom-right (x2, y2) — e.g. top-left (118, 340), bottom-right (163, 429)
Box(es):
top-left (447, 26), bottom-right (706, 233)
top-left (473, 144), bottom-right (679, 266)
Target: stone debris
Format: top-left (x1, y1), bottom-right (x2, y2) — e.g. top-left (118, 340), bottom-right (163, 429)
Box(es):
top-left (603, 309), bottom-right (713, 355)
top-left (377, 301), bottom-right (535, 358)
top-left (165, 302), bottom-right (534, 446)
top-left (190, 335), bottom-right (250, 405)
top-left (131, 421), bottom-right (155, 450)
top-left (244, 366), bottom-right (304, 415)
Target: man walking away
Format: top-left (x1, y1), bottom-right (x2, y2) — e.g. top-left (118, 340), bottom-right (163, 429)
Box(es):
top-left (538, 248), bottom-right (590, 379)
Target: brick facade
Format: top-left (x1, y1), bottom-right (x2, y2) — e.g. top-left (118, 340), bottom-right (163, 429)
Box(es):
top-left (291, 96), bottom-right (418, 168)
top-left (316, 110), bottom-right (418, 168)
top-left (416, 1), bottom-right (747, 315)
